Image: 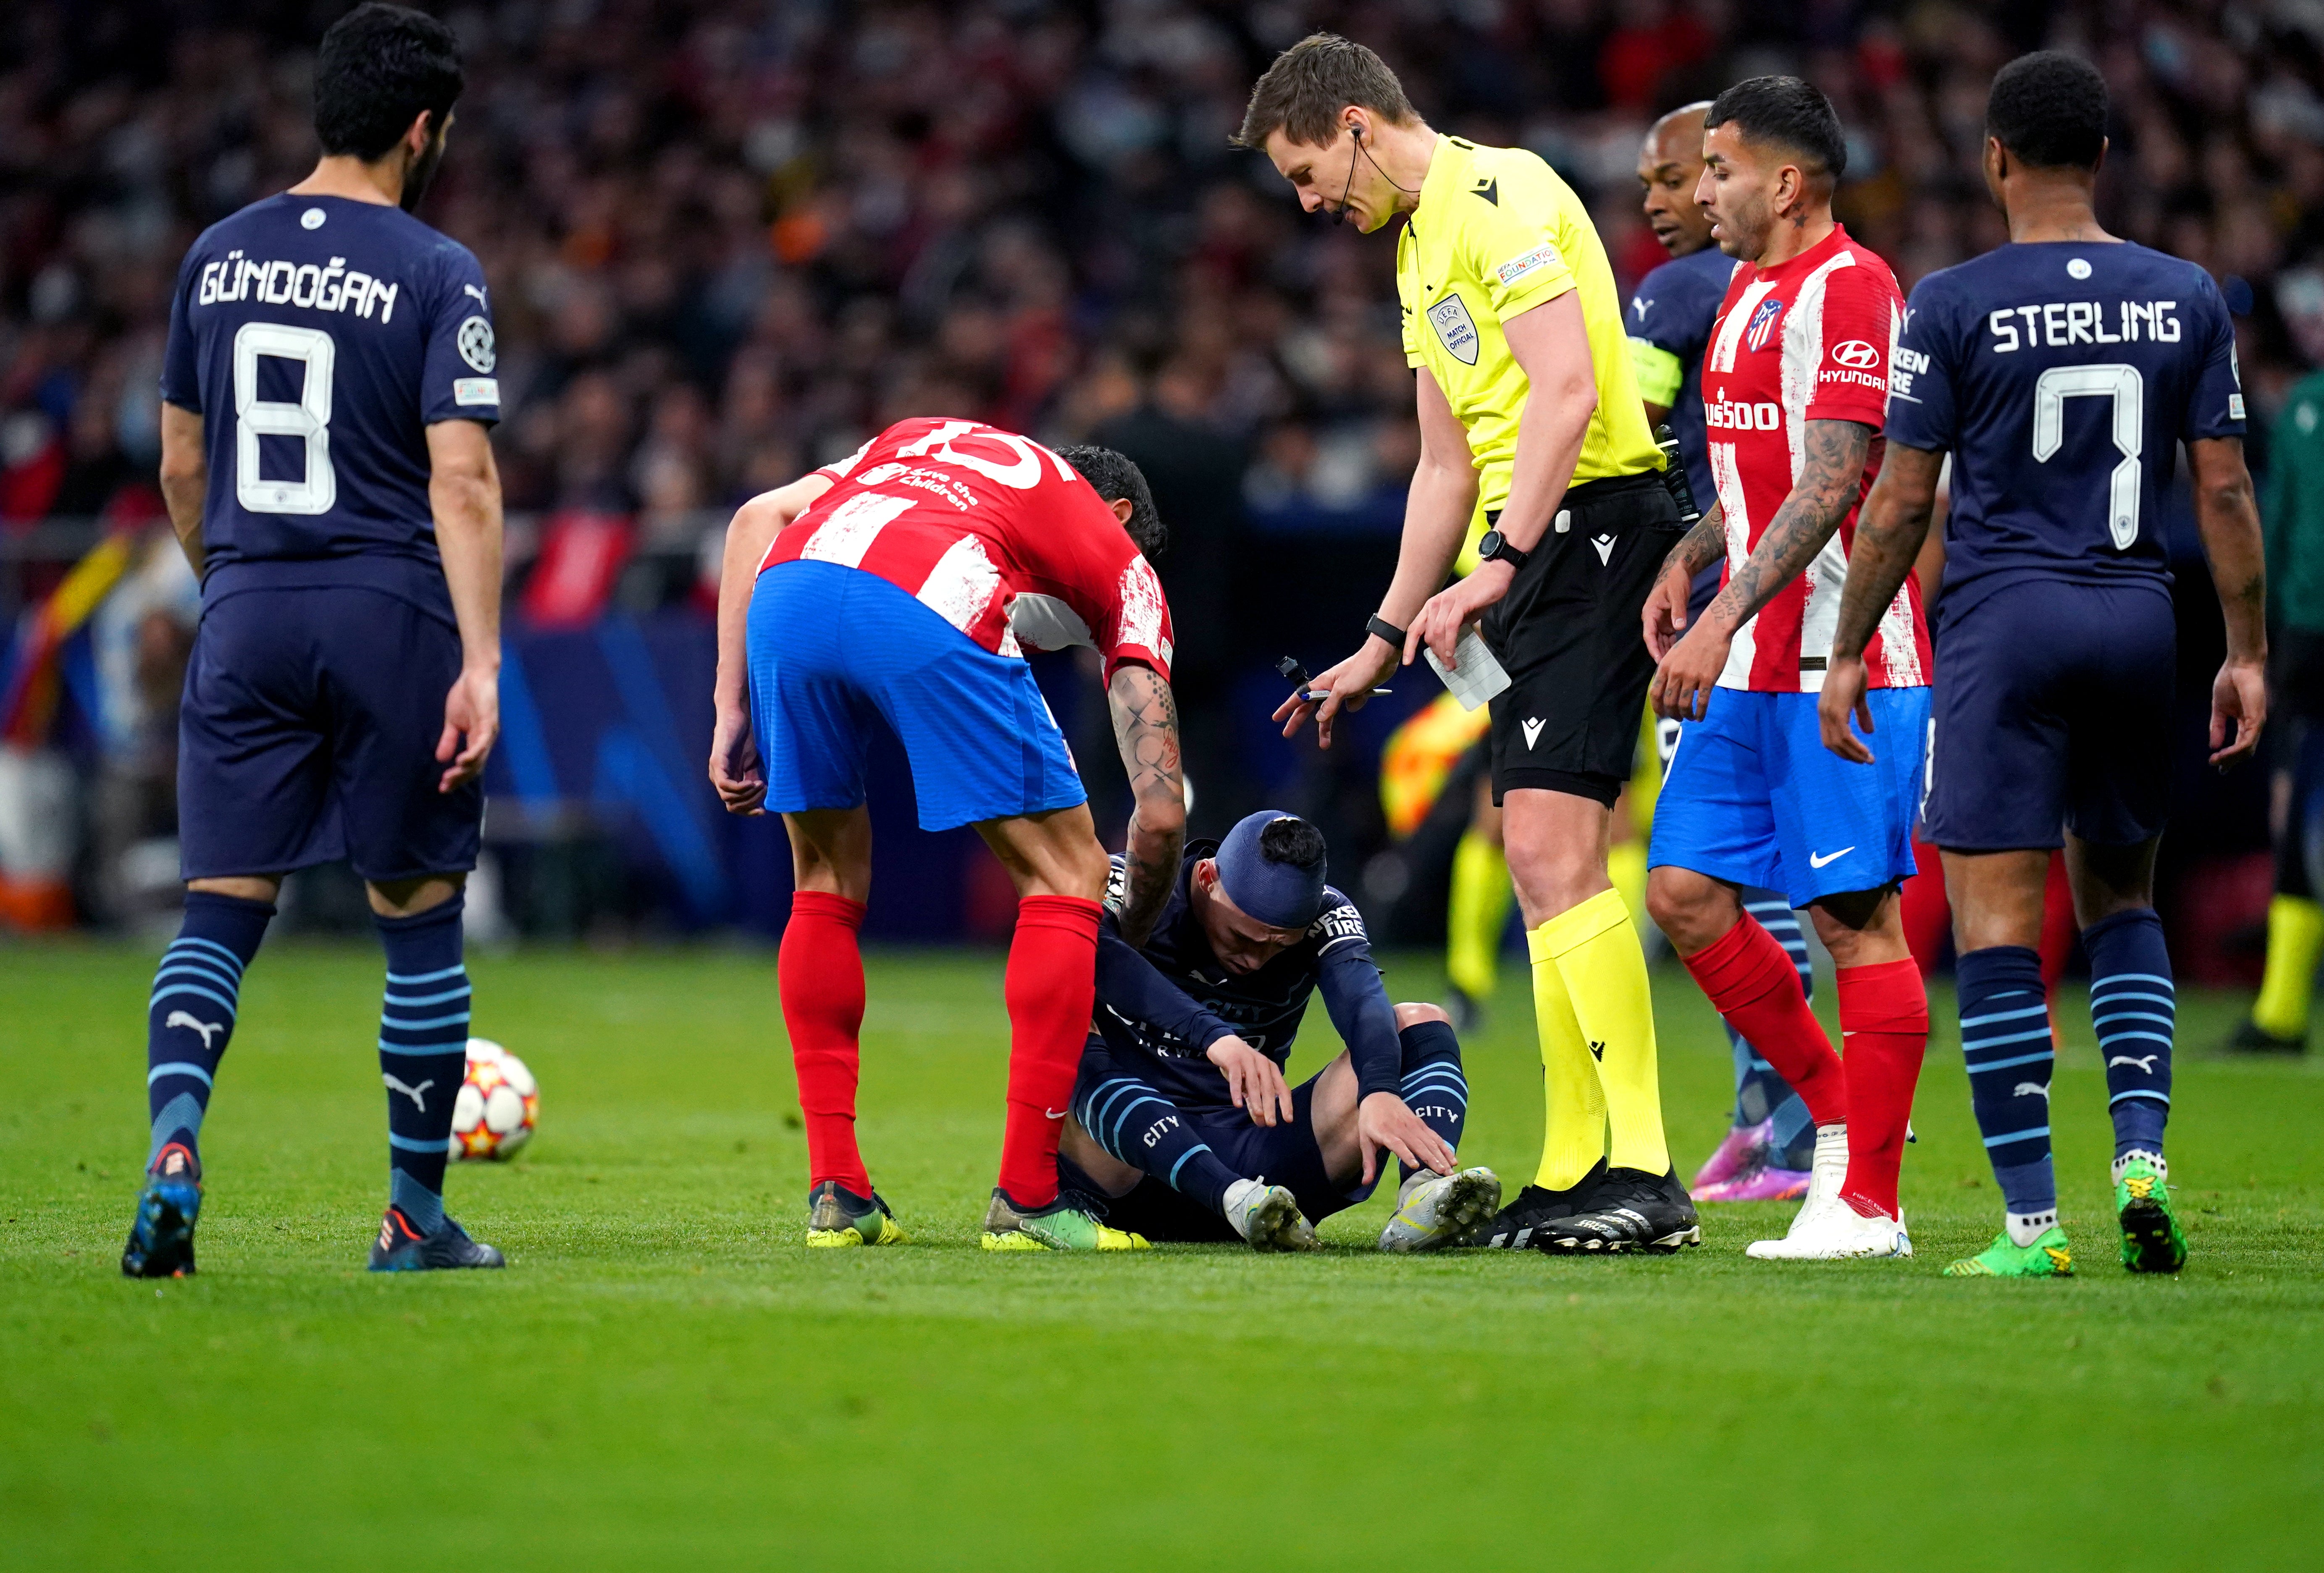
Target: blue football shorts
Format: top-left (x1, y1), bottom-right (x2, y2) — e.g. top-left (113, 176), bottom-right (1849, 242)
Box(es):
top-left (178, 585), bottom-right (481, 882)
top-left (746, 558), bottom-right (1086, 833)
top-left (1650, 684), bottom-right (1931, 908)
top-left (1922, 578), bottom-right (2175, 851)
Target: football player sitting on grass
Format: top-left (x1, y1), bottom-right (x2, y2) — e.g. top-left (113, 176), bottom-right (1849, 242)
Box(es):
top-left (1058, 810), bottom-right (1501, 1251)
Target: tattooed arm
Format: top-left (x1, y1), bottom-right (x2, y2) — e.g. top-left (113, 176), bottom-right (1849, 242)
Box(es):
top-left (2189, 435), bottom-right (2269, 767)
top-left (1107, 661), bottom-right (1187, 946)
top-left (1649, 419), bottom-right (1874, 720)
top-left (1816, 443), bottom-right (1942, 763)
top-left (1641, 498), bottom-right (1726, 660)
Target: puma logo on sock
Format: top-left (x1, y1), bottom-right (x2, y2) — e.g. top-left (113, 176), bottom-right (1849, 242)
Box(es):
top-left (2106, 1053), bottom-right (2160, 1072)
top-left (2012, 1082), bottom-right (2051, 1100)
top-left (165, 1010), bottom-right (224, 1049)
top-left (383, 1073), bottom-right (435, 1111)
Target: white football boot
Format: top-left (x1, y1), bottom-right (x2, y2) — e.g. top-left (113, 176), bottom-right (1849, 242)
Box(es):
top-left (1223, 1178), bottom-right (1317, 1251)
top-left (1747, 1125), bottom-right (1912, 1259)
top-left (1744, 1199), bottom-right (1913, 1259)
top-left (1378, 1166), bottom-right (1503, 1252)
top-left (1745, 1123), bottom-right (1846, 1259)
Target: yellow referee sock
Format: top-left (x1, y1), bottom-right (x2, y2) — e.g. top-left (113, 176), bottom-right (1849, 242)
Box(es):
top-left (2253, 894), bottom-right (2324, 1039)
top-left (1540, 888), bottom-right (1670, 1177)
top-left (1448, 828), bottom-right (1515, 1000)
top-left (1528, 921), bottom-right (1606, 1189)
top-left (1607, 839), bottom-right (1648, 934)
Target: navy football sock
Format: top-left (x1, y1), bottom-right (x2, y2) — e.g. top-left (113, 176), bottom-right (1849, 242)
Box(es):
top-left (145, 891), bottom-right (275, 1172)
top-left (375, 894), bottom-right (471, 1235)
top-left (2085, 908), bottom-right (2174, 1159)
top-left (1397, 1018), bottom-right (1468, 1182)
top-left (1767, 1091), bottom-right (1815, 1171)
top-left (1728, 894), bottom-right (1810, 1127)
top-left (1957, 944), bottom-right (2058, 1237)
top-left (1074, 1071), bottom-right (1238, 1216)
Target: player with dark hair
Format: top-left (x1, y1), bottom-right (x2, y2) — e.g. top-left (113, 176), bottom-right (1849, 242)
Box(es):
top-left (1642, 75), bottom-right (1933, 1262)
top-left (123, 3), bottom-right (505, 1276)
top-left (1820, 50), bottom-right (2265, 1277)
top-left (1628, 100), bottom-right (1820, 1204)
top-left (1241, 34), bottom-right (1696, 1255)
top-left (1059, 812), bottom-right (1499, 1251)
top-left (711, 420), bottom-right (1187, 1251)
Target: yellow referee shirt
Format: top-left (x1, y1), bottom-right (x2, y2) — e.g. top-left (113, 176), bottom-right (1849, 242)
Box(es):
top-left (1397, 136), bottom-right (1662, 516)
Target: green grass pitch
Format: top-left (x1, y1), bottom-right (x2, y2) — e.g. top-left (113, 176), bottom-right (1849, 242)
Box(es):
top-left (4, 939), bottom-right (2321, 1570)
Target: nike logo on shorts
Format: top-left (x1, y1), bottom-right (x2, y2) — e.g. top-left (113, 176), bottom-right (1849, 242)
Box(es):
top-left (1808, 846), bottom-right (1856, 869)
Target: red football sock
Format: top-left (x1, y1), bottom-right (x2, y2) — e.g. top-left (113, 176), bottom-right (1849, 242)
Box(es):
top-left (1683, 915), bottom-right (1848, 1126)
top-left (1836, 958), bottom-right (1927, 1219)
top-left (995, 894), bottom-right (1102, 1209)
top-left (778, 890), bottom-right (870, 1194)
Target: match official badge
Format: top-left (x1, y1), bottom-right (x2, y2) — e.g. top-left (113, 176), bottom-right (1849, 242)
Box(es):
top-left (1428, 294), bottom-right (1480, 365)
top-left (456, 315), bottom-right (496, 373)
top-left (1744, 294), bottom-right (1785, 352)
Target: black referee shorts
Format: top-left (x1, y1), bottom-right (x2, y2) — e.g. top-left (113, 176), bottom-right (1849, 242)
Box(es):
top-left (1479, 470), bottom-right (1683, 807)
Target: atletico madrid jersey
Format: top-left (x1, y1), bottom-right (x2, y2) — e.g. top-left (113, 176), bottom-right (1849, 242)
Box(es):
top-left (1700, 223), bottom-right (1930, 692)
top-left (759, 417), bottom-right (1174, 683)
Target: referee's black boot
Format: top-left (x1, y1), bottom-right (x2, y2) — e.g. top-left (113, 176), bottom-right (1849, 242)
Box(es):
top-left (1531, 1167), bottom-right (1702, 1255)
top-left (2224, 1017), bottom-right (2307, 1055)
top-left (1468, 1158), bottom-right (1607, 1248)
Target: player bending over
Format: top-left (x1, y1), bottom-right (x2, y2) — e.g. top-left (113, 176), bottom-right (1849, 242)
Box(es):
top-left (123, 5), bottom-right (506, 1277)
top-left (1818, 52), bottom-right (2265, 1278)
top-left (1247, 35), bottom-right (1695, 1254)
top-left (1642, 77), bottom-right (1932, 1262)
top-left (1058, 812), bottom-right (1500, 1251)
top-left (712, 422), bottom-right (1186, 1251)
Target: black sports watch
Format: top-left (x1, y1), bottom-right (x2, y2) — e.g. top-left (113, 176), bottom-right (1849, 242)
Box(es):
top-left (1476, 529), bottom-right (1531, 570)
top-left (1365, 613), bottom-right (1407, 649)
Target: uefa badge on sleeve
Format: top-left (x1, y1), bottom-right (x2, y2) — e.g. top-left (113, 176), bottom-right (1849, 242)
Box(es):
top-left (456, 315), bottom-right (496, 373)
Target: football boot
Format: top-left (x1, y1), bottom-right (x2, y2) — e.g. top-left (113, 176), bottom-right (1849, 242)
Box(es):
top-left (806, 1180), bottom-right (908, 1248)
top-left (121, 1143), bottom-right (202, 1279)
top-left (368, 1208), bottom-right (505, 1272)
top-left (1378, 1167), bottom-right (1500, 1252)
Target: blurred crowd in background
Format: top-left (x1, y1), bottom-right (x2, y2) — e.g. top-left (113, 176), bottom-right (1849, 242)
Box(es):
top-left (5, 0), bottom-right (2324, 960)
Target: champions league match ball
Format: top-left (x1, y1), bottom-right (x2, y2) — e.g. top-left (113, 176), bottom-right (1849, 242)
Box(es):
top-left (448, 1038), bottom-right (538, 1161)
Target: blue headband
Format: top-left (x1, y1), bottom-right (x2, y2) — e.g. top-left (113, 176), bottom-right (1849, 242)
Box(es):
top-left (1213, 811), bottom-right (1326, 930)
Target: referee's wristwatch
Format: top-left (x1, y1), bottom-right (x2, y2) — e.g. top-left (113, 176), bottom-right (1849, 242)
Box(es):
top-left (1364, 614), bottom-right (1407, 650)
top-left (1476, 529), bottom-right (1530, 571)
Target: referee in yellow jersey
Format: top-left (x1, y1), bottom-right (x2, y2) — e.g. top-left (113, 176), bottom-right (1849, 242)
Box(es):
top-left (1246, 34), bottom-right (1696, 1252)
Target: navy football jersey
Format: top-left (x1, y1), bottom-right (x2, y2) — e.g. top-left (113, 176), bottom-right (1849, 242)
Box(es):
top-left (1885, 241), bottom-right (2244, 626)
top-left (1092, 844), bottom-right (1394, 1111)
top-left (1626, 242), bottom-right (1737, 514)
top-left (160, 193), bottom-right (499, 619)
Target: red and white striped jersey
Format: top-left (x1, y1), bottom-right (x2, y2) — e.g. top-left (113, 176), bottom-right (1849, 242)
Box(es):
top-left (1701, 223), bottom-right (1930, 692)
top-left (758, 417), bottom-right (1174, 683)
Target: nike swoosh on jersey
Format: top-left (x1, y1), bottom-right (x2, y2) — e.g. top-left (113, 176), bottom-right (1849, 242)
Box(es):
top-left (1808, 846), bottom-right (1856, 868)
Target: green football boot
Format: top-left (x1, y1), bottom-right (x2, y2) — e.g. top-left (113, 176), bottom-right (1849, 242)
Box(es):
top-left (979, 1189), bottom-right (1148, 1251)
top-left (2113, 1152), bottom-right (2188, 1274)
top-left (805, 1181), bottom-right (907, 1248)
top-left (1945, 1225), bottom-right (2075, 1278)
